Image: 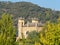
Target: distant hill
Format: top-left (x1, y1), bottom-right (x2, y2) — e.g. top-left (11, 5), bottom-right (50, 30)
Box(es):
top-left (0, 1), bottom-right (60, 26)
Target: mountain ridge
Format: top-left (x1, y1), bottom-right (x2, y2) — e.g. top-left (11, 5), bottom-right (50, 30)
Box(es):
top-left (0, 2), bottom-right (60, 26)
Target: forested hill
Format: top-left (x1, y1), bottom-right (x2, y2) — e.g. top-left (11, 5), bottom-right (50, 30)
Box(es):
top-left (0, 2), bottom-right (60, 25)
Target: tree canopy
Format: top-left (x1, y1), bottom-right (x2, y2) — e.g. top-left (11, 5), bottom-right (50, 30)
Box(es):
top-left (40, 21), bottom-right (60, 45)
top-left (0, 13), bottom-right (17, 45)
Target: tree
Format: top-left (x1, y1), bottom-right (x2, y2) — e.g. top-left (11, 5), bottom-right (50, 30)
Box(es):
top-left (0, 13), bottom-right (17, 45)
top-left (40, 21), bottom-right (60, 45)
top-left (27, 31), bottom-right (40, 45)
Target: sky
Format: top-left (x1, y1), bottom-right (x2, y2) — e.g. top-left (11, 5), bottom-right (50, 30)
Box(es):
top-left (0, 0), bottom-right (60, 11)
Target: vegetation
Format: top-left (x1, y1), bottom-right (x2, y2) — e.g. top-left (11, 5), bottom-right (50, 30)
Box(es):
top-left (40, 21), bottom-right (60, 45)
top-left (0, 13), bottom-right (18, 45)
top-left (0, 1), bottom-right (60, 45)
top-left (19, 31), bottom-right (40, 45)
top-left (0, 1), bottom-right (60, 26)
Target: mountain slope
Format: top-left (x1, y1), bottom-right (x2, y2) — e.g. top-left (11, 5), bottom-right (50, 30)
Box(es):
top-left (0, 2), bottom-right (60, 26)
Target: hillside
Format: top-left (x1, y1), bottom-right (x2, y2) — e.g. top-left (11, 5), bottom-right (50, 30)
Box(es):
top-left (0, 1), bottom-right (60, 26)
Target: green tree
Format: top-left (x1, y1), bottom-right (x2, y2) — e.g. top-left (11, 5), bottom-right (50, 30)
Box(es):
top-left (0, 13), bottom-right (17, 45)
top-left (27, 31), bottom-right (40, 45)
top-left (40, 21), bottom-right (60, 45)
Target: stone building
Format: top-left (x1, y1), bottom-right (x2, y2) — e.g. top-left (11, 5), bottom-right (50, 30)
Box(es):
top-left (17, 17), bottom-right (44, 40)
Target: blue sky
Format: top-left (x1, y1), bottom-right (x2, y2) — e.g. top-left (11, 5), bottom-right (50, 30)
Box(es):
top-left (0, 0), bottom-right (60, 11)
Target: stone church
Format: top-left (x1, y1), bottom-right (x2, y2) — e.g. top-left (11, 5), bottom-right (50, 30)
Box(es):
top-left (17, 17), bottom-right (44, 40)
